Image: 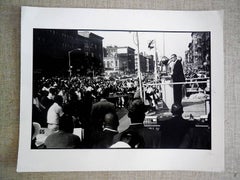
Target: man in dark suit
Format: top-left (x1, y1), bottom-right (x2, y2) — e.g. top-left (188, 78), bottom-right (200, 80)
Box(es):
top-left (90, 90), bottom-right (117, 132)
top-left (114, 98), bottom-right (161, 148)
top-left (93, 113), bottom-right (119, 148)
top-left (86, 90), bottom-right (117, 147)
top-left (160, 103), bottom-right (192, 148)
top-left (171, 55), bottom-right (185, 105)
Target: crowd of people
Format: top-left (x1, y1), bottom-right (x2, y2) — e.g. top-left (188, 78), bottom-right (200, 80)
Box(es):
top-left (32, 74), bottom-right (141, 148)
top-left (32, 77), bottom-right (210, 149)
top-left (32, 73), bottom-right (164, 128)
top-left (32, 93), bottom-right (210, 149)
top-left (31, 53), bottom-right (210, 149)
top-left (32, 75), bottom-right (137, 128)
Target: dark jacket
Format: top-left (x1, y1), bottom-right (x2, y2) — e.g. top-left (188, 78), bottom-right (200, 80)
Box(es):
top-left (92, 129), bottom-right (118, 148)
top-left (172, 60), bottom-right (185, 82)
top-left (160, 116), bottom-right (192, 148)
top-left (45, 130), bottom-right (81, 149)
top-left (90, 99), bottom-right (116, 131)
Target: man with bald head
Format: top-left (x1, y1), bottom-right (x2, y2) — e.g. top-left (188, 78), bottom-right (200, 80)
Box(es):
top-left (92, 113), bottom-right (119, 148)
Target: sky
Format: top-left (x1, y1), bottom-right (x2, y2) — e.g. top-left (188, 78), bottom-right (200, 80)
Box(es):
top-left (91, 31), bottom-right (192, 60)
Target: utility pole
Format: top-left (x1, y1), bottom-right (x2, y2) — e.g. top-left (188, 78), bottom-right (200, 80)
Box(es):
top-left (136, 32), bottom-right (143, 99)
top-left (68, 51), bottom-right (72, 77)
top-left (154, 40), bottom-right (158, 83)
top-left (161, 32), bottom-right (165, 72)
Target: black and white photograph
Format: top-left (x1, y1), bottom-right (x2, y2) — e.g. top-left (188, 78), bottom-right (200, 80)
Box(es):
top-left (32, 29), bottom-right (211, 150)
top-left (18, 7), bottom-right (224, 172)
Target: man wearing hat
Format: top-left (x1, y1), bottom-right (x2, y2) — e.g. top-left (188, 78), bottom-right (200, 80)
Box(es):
top-left (114, 98), bottom-right (161, 148)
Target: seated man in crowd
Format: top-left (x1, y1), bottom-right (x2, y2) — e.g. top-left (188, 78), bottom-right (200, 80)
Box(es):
top-left (114, 98), bottom-right (161, 148)
top-left (45, 114), bottom-right (82, 149)
top-left (160, 103), bottom-right (193, 148)
top-left (92, 113), bottom-right (119, 148)
top-left (31, 122), bottom-right (41, 149)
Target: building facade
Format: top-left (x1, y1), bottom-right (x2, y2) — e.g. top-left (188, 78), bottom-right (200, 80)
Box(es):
top-left (185, 32), bottom-right (210, 69)
top-left (135, 53), bottom-right (154, 74)
top-left (103, 46), bottom-right (135, 74)
top-left (33, 29), bottom-right (104, 77)
top-left (146, 55), bottom-right (154, 73)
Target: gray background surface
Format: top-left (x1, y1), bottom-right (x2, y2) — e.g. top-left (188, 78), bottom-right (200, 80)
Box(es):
top-left (0, 0), bottom-right (239, 179)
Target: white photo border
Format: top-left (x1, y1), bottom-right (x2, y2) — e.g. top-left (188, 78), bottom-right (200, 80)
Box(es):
top-left (18, 7), bottom-right (224, 172)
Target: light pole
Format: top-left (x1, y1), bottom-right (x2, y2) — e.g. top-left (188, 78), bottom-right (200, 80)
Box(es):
top-left (68, 48), bottom-right (82, 77)
top-left (136, 32), bottom-right (143, 99)
top-left (149, 40), bottom-right (158, 82)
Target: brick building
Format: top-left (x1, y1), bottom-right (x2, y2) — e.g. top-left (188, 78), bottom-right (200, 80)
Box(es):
top-left (33, 29), bottom-right (104, 77)
top-left (103, 46), bottom-right (135, 74)
top-left (185, 32), bottom-right (210, 69)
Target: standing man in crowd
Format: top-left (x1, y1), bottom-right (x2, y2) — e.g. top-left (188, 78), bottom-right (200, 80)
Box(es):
top-left (171, 54), bottom-right (185, 106)
top-left (40, 87), bottom-right (57, 127)
top-left (47, 95), bottom-right (64, 131)
top-left (86, 90), bottom-right (117, 147)
top-left (90, 90), bottom-right (117, 132)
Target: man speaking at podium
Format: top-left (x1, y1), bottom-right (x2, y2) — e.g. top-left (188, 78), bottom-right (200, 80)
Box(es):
top-left (170, 54), bottom-right (185, 106)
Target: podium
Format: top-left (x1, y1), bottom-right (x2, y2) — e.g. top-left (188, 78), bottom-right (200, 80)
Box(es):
top-left (161, 76), bottom-right (174, 109)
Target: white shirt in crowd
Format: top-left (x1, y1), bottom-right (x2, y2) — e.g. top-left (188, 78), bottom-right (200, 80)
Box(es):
top-left (110, 141), bottom-right (131, 148)
top-left (47, 103), bottom-right (64, 125)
